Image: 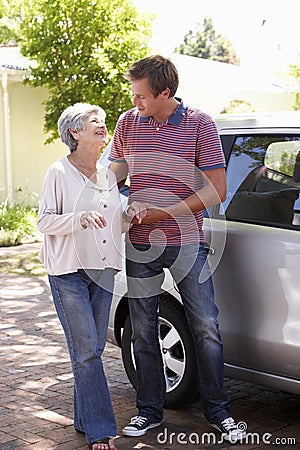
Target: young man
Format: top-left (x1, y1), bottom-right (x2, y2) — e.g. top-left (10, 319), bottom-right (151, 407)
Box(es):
top-left (109, 55), bottom-right (246, 443)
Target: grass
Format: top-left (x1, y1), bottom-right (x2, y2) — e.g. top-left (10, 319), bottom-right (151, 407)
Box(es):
top-left (0, 251), bottom-right (47, 277)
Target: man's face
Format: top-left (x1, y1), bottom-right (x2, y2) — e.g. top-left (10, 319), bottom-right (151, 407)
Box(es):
top-left (131, 78), bottom-right (164, 118)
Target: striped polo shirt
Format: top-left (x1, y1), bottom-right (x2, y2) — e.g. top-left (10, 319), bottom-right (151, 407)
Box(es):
top-left (109, 99), bottom-right (225, 245)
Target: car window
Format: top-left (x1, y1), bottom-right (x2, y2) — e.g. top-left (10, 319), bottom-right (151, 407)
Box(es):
top-left (220, 135), bottom-right (300, 229)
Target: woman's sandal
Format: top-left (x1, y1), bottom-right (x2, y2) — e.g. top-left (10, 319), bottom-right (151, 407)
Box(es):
top-left (88, 437), bottom-right (116, 450)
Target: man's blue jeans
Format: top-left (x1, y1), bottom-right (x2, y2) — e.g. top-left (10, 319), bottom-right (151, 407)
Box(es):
top-left (48, 269), bottom-right (116, 444)
top-left (126, 243), bottom-right (230, 424)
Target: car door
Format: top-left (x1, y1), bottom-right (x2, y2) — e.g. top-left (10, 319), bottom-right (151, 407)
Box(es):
top-left (204, 130), bottom-right (300, 384)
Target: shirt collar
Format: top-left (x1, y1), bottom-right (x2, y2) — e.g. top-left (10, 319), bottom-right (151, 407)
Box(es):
top-left (139, 97), bottom-right (186, 126)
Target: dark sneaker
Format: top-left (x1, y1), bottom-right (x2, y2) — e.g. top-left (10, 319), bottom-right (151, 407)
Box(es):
top-left (210, 417), bottom-right (247, 442)
top-left (122, 415), bottom-right (162, 437)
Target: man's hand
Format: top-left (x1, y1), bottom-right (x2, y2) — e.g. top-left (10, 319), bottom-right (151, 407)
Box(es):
top-left (130, 205), bottom-right (169, 224)
top-left (123, 201), bottom-right (148, 225)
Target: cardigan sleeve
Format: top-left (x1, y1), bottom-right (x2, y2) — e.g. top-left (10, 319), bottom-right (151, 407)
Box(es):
top-left (37, 162), bottom-right (85, 236)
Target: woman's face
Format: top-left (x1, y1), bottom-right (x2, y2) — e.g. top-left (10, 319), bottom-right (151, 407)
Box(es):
top-left (76, 112), bottom-right (107, 148)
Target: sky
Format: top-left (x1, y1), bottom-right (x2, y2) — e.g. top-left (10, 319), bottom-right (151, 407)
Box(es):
top-left (131, 0), bottom-right (300, 79)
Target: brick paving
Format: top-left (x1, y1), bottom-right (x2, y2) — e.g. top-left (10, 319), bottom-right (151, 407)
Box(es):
top-left (0, 244), bottom-right (299, 449)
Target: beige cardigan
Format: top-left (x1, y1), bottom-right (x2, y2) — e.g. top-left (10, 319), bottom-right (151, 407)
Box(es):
top-left (38, 157), bottom-right (123, 275)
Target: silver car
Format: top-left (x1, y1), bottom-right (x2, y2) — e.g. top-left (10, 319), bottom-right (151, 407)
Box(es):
top-left (103, 112), bottom-right (300, 408)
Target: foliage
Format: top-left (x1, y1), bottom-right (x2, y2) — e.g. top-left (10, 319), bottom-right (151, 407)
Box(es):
top-left (18, 0), bottom-right (152, 142)
top-left (0, 0), bottom-right (22, 45)
top-left (175, 17), bottom-right (239, 65)
top-left (220, 99), bottom-right (255, 114)
top-left (0, 201), bottom-right (41, 246)
top-left (288, 62), bottom-right (300, 110)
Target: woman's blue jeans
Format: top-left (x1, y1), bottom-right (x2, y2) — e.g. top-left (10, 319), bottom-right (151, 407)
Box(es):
top-left (126, 243), bottom-right (230, 424)
top-left (48, 269), bottom-right (116, 444)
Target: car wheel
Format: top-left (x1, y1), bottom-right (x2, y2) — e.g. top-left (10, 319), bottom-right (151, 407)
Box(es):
top-left (121, 292), bottom-right (199, 409)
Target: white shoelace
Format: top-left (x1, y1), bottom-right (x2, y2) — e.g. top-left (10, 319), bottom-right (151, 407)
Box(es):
top-left (130, 416), bottom-right (148, 426)
top-left (221, 417), bottom-right (237, 430)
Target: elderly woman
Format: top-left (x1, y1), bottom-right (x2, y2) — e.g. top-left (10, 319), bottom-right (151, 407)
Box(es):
top-left (38, 103), bottom-right (142, 450)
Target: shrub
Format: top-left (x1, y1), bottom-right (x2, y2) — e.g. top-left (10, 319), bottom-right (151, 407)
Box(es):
top-left (220, 99), bottom-right (255, 114)
top-left (0, 201), bottom-right (41, 247)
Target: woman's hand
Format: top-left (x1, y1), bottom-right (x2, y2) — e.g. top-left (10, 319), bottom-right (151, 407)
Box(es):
top-left (80, 210), bottom-right (106, 229)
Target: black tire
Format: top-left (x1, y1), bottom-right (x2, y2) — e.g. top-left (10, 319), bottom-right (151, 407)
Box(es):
top-left (121, 292), bottom-right (199, 409)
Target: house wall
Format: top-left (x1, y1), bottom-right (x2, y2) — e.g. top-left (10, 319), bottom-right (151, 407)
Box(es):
top-left (0, 85), bottom-right (6, 199)
top-left (179, 84), bottom-right (295, 116)
top-left (0, 80), bottom-right (66, 205)
top-left (173, 53), bottom-right (296, 115)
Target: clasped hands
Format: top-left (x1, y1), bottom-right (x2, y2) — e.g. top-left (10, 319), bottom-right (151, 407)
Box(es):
top-left (124, 201), bottom-right (167, 226)
top-left (80, 201), bottom-right (157, 231)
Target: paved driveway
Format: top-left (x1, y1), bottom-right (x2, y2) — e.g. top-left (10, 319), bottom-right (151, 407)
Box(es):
top-left (0, 245), bottom-right (299, 449)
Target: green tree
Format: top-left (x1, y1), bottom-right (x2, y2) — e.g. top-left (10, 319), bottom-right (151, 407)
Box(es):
top-left (19, 0), bottom-right (152, 142)
top-left (0, 0), bottom-right (22, 45)
top-left (175, 17), bottom-right (239, 65)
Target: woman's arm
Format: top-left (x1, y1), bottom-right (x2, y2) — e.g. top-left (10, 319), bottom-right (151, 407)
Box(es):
top-left (37, 166), bottom-right (85, 236)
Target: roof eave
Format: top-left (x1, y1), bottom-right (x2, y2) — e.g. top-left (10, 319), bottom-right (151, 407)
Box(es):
top-left (0, 67), bottom-right (31, 82)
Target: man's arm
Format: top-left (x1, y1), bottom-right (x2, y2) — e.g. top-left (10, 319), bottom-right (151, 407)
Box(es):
top-left (109, 161), bottom-right (129, 189)
top-left (109, 161), bottom-right (148, 225)
top-left (134, 167), bottom-right (226, 224)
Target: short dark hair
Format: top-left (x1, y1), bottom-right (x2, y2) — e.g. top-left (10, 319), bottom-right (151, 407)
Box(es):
top-left (125, 55), bottom-right (179, 98)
